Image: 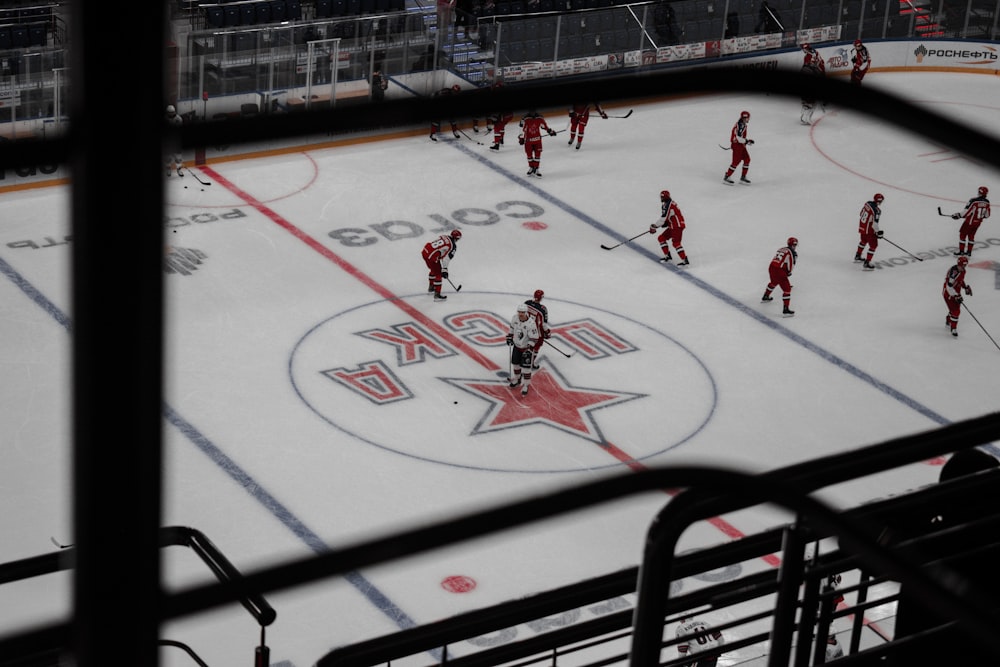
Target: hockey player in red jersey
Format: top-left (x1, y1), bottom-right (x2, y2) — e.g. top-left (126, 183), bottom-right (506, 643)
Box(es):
top-left (851, 38), bottom-right (871, 86)
top-left (488, 110), bottom-right (515, 151)
top-left (943, 255), bottom-right (972, 337)
top-left (518, 110), bottom-right (557, 177)
top-left (799, 43), bottom-right (826, 125)
top-left (762, 237), bottom-right (798, 317)
top-left (430, 84), bottom-right (461, 141)
top-left (567, 102), bottom-right (606, 150)
top-left (475, 80), bottom-right (513, 151)
top-left (649, 189), bottom-right (689, 266)
top-left (800, 42), bottom-right (825, 72)
top-left (507, 303), bottom-right (540, 396)
top-left (950, 185), bottom-right (990, 256)
top-left (523, 289), bottom-right (550, 369)
top-left (855, 193), bottom-right (884, 270)
top-left (723, 110), bottom-right (753, 185)
top-left (421, 229), bottom-right (462, 300)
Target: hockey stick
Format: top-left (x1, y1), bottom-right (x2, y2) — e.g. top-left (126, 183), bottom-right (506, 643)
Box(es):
top-left (50, 536), bottom-right (72, 549)
top-left (446, 276), bottom-right (462, 292)
top-left (880, 236), bottom-right (923, 261)
top-left (962, 302), bottom-right (1000, 352)
top-left (606, 109), bottom-right (633, 118)
top-left (937, 207), bottom-right (955, 218)
top-left (601, 230), bottom-right (647, 250)
top-left (718, 144), bottom-right (732, 150)
top-left (459, 129), bottom-right (485, 146)
top-left (544, 338), bottom-right (573, 357)
top-left (184, 167), bottom-right (211, 186)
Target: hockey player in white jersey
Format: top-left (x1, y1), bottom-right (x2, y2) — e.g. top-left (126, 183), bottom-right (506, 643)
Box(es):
top-left (506, 303), bottom-right (540, 396)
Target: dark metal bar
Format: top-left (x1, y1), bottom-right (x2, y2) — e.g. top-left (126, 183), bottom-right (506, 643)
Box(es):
top-left (69, 1), bottom-right (167, 665)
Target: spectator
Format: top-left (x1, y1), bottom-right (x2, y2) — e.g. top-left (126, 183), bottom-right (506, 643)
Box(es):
top-left (437, 0), bottom-right (456, 34)
top-left (755, 0), bottom-right (782, 32)
top-left (883, 449), bottom-right (1000, 665)
top-left (370, 64), bottom-right (388, 102)
top-left (653, 1), bottom-right (678, 44)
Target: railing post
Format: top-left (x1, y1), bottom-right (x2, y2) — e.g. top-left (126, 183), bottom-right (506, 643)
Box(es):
top-left (768, 522), bottom-right (808, 667)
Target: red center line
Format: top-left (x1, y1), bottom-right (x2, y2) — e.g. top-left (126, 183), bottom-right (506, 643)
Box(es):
top-left (199, 164), bottom-right (783, 567)
top-left (200, 165), bottom-right (499, 371)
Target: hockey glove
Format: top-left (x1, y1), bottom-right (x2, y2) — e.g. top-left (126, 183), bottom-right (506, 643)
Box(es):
top-left (649, 225), bottom-right (658, 234)
top-left (441, 269), bottom-right (448, 279)
top-left (518, 135), bottom-right (525, 145)
top-left (965, 285), bottom-right (973, 296)
top-left (544, 330), bottom-right (551, 339)
top-left (746, 139), bottom-right (755, 145)
top-left (547, 129), bottom-right (557, 137)
top-left (952, 213), bottom-right (961, 219)
top-left (956, 295), bottom-right (964, 304)
top-left (877, 230), bottom-right (884, 238)
top-left (506, 334), bottom-right (513, 346)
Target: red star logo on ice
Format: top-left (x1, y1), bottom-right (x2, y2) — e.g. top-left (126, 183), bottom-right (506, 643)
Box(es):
top-left (442, 365), bottom-right (645, 442)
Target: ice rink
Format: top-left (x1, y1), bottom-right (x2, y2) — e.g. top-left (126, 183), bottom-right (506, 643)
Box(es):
top-left (1, 70), bottom-right (999, 666)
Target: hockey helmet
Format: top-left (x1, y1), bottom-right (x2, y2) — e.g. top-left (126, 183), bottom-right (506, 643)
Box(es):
top-left (660, 190), bottom-right (670, 201)
top-left (873, 193), bottom-right (884, 203)
top-left (451, 84), bottom-right (461, 92)
top-left (957, 255), bottom-right (969, 268)
top-left (801, 42), bottom-right (812, 51)
top-left (740, 110), bottom-right (751, 120)
top-left (166, 104), bottom-right (176, 115)
top-left (979, 186), bottom-right (989, 197)
top-left (450, 229), bottom-right (462, 240)
top-left (854, 38), bottom-right (863, 47)
top-left (517, 303), bottom-right (529, 313)
top-left (533, 289), bottom-right (544, 301)
top-left (787, 236), bottom-right (799, 248)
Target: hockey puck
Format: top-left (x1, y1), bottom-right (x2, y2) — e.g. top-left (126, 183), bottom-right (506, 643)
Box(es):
top-left (200, 188), bottom-right (204, 192)
top-left (453, 401), bottom-right (458, 404)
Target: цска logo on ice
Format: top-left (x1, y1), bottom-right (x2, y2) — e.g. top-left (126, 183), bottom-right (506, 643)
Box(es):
top-left (289, 294), bottom-right (716, 473)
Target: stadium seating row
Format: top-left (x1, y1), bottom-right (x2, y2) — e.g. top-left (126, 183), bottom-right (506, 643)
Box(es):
top-left (0, 4), bottom-right (54, 27)
top-left (0, 22), bottom-right (46, 49)
top-left (492, 10), bottom-right (636, 40)
top-left (204, 0), bottom-right (303, 28)
top-left (496, 28), bottom-right (640, 61)
top-left (314, 0), bottom-right (406, 17)
top-left (483, 0), bottom-right (617, 17)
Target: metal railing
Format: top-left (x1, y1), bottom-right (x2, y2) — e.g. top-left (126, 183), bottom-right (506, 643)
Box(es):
top-left (0, 0), bottom-right (997, 131)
